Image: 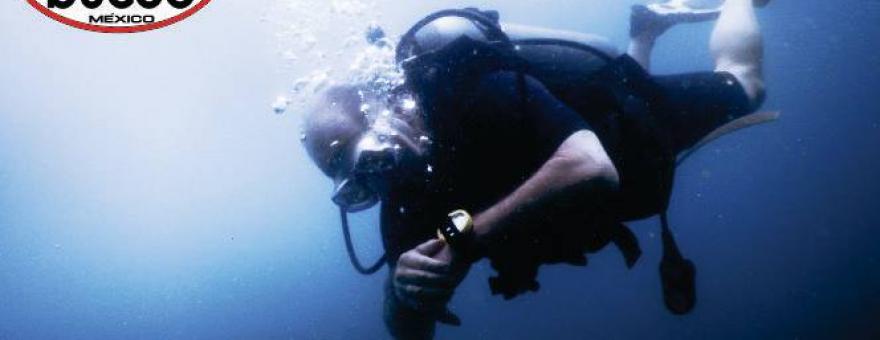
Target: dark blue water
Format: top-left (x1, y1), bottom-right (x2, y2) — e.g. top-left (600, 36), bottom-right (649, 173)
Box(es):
top-left (1, 1), bottom-right (878, 339)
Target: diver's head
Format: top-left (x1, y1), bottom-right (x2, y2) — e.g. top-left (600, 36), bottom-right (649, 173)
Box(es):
top-left (303, 84), bottom-right (428, 212)
top-left (303, 85), bottom-right (368, 177)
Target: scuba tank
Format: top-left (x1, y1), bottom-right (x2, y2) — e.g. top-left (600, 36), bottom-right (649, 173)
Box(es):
top-left (395, 8), bottom-right (619, 94)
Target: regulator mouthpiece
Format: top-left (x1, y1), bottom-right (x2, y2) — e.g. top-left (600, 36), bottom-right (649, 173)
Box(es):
top-left (332, 177), bottom-right (379, 213)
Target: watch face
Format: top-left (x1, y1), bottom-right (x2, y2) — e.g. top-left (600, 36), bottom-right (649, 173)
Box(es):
top-left (448, 210), bottom-right (473, 233)
top-left (439, 210), bottom-right (477, 254)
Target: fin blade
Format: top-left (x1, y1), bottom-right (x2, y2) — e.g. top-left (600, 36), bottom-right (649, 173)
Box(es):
top-left (677, 111), bottom-right (781, 166)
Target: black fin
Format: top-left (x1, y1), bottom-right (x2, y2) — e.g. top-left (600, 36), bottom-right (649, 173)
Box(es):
top-left (659, 213), bottom-right (697, 314)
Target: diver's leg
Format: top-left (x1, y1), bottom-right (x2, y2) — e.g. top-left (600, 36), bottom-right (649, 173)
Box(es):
top-left (627, 5), bottom-right (666, 71)
top-left (639, 0), bottom-right (770, 153)
top-left (710, 0), bottom-right (766, 107)
top-left (627, 0), bottom-right (770, 72)
top-left (627, 1), bottom-right (722, 71)
top-left (627, 33), bottom-right (658, 71)
top-left (652, 0), bottom-right (769, 153)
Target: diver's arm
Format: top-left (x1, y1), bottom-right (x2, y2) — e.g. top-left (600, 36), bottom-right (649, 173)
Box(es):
top-left (471, 130), bottom-right (619, 241)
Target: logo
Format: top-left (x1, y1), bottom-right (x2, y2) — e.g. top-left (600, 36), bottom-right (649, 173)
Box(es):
top-left (27, 0), bottom-right (212, 33)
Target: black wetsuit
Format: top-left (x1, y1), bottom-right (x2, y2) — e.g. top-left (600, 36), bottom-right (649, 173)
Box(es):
top-left (380, 38), bottom-right (753, 335)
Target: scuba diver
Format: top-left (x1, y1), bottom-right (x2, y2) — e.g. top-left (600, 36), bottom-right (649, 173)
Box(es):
top-left (302, 0), bottom-right (774, 338)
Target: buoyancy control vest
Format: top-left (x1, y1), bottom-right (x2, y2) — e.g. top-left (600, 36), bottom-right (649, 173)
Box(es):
top-left (393, 7), bottom-right (700, 315)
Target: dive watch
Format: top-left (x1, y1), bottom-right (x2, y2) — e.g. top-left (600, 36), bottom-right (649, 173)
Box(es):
top-left (437, 209), bottom-right (476, 252)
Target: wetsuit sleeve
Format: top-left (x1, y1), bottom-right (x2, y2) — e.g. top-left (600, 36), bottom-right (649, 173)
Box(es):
top-left (474, 71), bottom-right (593, 160)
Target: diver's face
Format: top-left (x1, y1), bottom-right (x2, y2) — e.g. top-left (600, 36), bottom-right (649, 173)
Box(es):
top-left (306, 115), bottom-right (364, 178)
top-left (306, 86), bottom-right (429, 212)
top-left (333, 117), bottom-right (425, 186)
top-left (325, 113), bottom-right (428, 212)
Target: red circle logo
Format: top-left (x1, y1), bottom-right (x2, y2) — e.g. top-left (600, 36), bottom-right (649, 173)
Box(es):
top-left (27, 0), bottom-right (212, 33)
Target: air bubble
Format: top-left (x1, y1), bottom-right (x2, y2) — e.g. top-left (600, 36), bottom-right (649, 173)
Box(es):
top-left (272, 96), bottom-right (290, 114)
top-left (401, 98), bottom-right (417, 111)
top-left (303, 35), bottom-right (318, 49)
top-left (292, 77), bottom-right (309, 93)
top-left (282, 50), bottom-right (298, 61)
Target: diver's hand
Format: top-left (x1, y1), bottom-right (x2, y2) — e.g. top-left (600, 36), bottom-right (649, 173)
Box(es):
top-left (394, 239), bottom-right (465, 315)
top-left (429, 241), bottom-right (469, 289)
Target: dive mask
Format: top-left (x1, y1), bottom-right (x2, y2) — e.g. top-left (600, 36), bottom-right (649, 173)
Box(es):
top-left (331, 130), bottom-right (402, 212)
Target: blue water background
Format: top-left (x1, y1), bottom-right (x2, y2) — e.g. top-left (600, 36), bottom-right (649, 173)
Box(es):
top-left (1, 1), bottom-right (879, 338)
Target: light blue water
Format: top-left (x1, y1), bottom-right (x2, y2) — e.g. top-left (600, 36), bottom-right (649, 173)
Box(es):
top-left (1, 1), bottom-right (879, 339)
